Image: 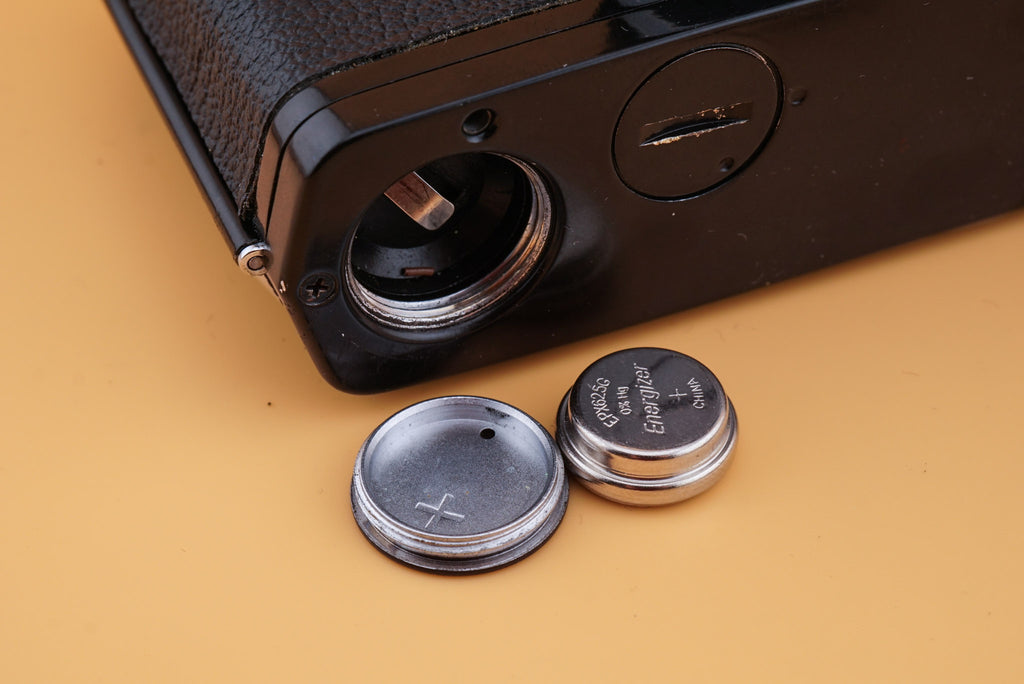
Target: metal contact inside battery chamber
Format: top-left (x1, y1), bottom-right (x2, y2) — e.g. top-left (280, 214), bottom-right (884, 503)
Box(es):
top-left (345, 153), bottom-right (553, 330)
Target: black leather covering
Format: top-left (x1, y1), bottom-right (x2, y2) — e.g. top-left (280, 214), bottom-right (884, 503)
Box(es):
top-left (126, 0), bottom-right (577, 225)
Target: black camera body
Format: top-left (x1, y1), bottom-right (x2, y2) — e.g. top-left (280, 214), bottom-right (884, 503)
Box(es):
top-left (110, 0), bottom-right (1024, 393)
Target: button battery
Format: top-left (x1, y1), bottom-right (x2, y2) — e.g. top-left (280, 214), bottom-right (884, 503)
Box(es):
top-left (557, 348), bottom-right (738, 506)
top-left (351, 396), bottom-right (568, 574)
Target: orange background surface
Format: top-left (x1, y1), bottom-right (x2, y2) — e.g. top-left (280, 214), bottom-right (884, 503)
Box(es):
top-left (3, 4), bottom-right (1023, 682)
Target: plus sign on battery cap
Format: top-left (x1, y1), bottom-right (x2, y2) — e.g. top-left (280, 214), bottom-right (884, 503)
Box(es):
top-left (556, 348), bottom-right (738, 506)
top-left (351, 396), bottom-right (568, 574)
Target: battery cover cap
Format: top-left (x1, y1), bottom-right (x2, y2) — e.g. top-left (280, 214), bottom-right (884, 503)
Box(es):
top-left (352, 396), bottom-right (568, 573)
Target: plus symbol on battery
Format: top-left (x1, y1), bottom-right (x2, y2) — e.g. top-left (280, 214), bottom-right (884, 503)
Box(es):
top-left (415, 493), bottom-right (466, 529)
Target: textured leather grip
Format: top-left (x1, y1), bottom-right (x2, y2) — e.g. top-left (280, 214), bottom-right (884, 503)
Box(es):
top-left (126, 0), bottom-right (578, 228)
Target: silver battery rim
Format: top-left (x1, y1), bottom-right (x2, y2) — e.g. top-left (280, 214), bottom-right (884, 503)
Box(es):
top-left (557, 392), bottom-right (738, 506)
